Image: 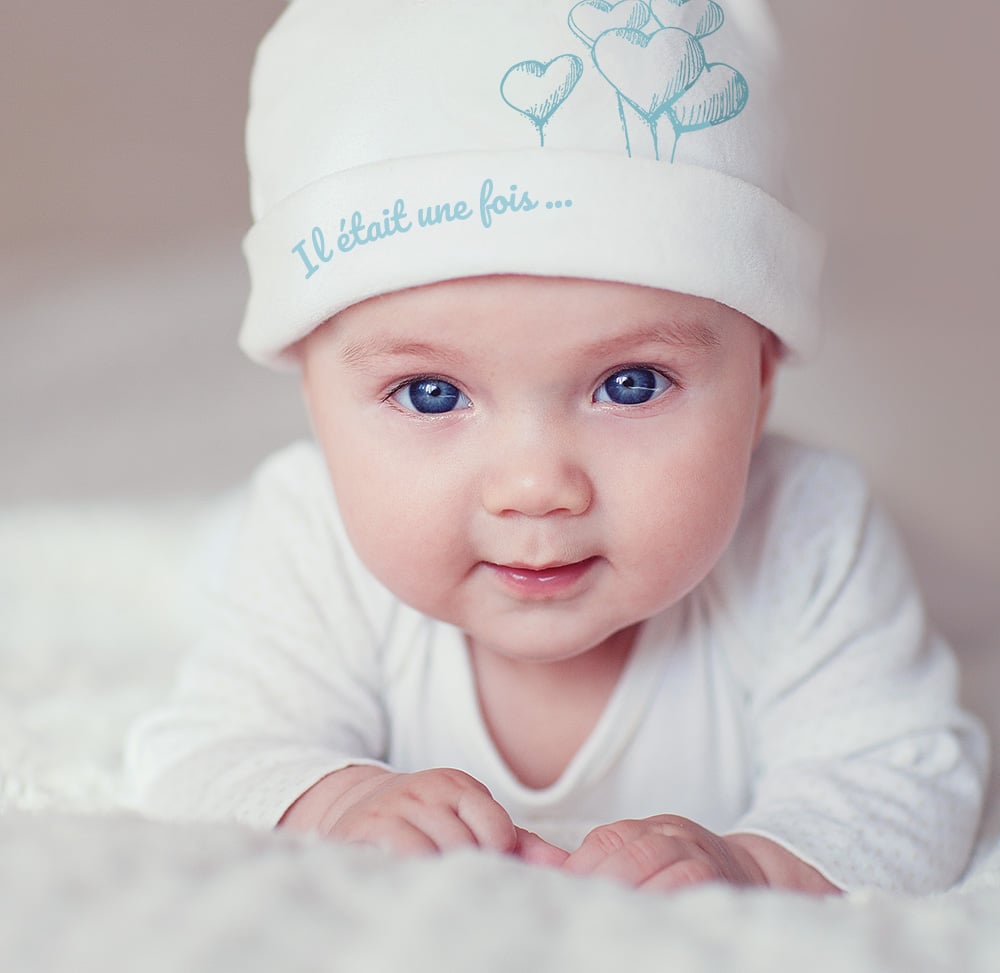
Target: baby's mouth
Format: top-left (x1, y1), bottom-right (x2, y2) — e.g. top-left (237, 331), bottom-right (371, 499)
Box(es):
top-left (485, 557), bottom-right (600, 598)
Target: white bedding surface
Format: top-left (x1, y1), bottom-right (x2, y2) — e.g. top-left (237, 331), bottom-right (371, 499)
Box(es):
top-left (4, 812), bottom-right (1000, 973)
top-left (2, 498), bottom-right (999, 971)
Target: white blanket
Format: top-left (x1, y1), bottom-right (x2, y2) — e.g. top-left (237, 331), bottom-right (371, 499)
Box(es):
top-left (2, 497), bottom-right (999, 972)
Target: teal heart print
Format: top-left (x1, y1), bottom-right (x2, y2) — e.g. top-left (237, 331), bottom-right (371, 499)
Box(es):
top-left (501, 55), bottom-right (585, 146)
top-left (568, 1), bottom-right (652, 46)
top-left (592, 27), bottom-right (704, 120)
top-left (499, 0), bottom-right (746, 160)
top-left (669, 61), bottom-right (748, 131)
top-left (649, 0), bottom-right (725, 38)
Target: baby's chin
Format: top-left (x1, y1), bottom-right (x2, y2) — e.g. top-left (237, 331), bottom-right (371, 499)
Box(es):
top-left (461, 617), bottom-right (643, 669)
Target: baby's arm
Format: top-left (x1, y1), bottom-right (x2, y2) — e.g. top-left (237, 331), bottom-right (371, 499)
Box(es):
top-left (279, 765), bottom-right (567, 863)
top-left (125, 446), bottom-right (395, 829)
top-left (709, 445), bottom-right (987, 894)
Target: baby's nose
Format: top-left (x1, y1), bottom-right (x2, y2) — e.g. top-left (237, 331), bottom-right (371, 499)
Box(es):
top-left (480, 434), bottom-right (593, 518)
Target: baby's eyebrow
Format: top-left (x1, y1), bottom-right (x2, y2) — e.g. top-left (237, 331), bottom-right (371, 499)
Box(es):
top-left (337, 318), bottom-right (720, 370)
top-left (581, 319), bottom-right (722, 358)
top-left (338, 336), bottom-right (467, 370)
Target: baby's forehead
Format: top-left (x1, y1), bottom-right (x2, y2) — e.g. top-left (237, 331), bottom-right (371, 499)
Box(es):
top-left (342, 275), bottom-right (729, 320)
top-left (338, 275), bottom-right (717, 326)
top-left (305, 275), bottom-right (762, 365)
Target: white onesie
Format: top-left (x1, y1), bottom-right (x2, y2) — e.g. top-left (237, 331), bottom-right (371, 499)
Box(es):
top-left (124, 435), bottom-right (988, 893)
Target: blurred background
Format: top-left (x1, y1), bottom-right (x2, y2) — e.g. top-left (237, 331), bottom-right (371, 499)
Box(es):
top-left (2, 0), bottom-right (999, 658)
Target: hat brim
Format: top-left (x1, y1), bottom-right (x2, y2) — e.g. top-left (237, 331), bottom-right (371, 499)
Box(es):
top-left (239, 149), bottom-right (823, 370)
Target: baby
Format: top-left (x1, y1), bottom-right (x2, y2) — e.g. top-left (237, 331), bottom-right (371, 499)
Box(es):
top-left (125, 0), bottom-right (987, 894)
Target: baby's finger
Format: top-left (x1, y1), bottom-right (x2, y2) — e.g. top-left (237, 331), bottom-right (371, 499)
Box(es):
top-left (562, 820), bottom-right (639, 875)
top-left (586, 833), bottom-right (696, 887)
top-left (453, 785), bottom-right (518, 853)
top-left (513, 828), bottom-right (569, 867)
top-left (403, 803), bottom-right (481, 852)
top-left (338, 815), bottom-right (439, 857)
top-left (639, 857), bottom-right (725, 893)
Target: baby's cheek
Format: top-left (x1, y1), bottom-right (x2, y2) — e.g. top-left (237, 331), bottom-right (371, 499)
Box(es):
top-left (337, 494), bottom-right (466, 610)
top-left (625, 466), bottom-right (746, 598)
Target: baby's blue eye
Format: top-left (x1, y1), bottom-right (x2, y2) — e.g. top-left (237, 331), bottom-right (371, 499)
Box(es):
top-left (595, 367), bottom-right (671, 406)
top-left (392, 378), bottom-right (470, 414)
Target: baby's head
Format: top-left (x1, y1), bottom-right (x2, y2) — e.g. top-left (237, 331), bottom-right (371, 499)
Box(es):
top-left (237, 0), bottom-right (821, 660)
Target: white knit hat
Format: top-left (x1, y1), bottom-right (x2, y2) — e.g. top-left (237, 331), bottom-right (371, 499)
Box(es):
top-left (239, 0), bottom-right (823, 369)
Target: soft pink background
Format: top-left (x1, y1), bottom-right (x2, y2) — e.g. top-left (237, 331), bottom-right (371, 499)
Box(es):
top-left (2, 0), bottom-right (998, 656)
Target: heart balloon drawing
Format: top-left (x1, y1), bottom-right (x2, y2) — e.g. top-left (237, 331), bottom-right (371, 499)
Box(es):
top-left (669, 62), bottom-right (747, 132)
top-left (499, 0), bottom-right (746, 159)
top-left (592, 27), bottom-right (704, 121)
top-left (568, 0), bottom-right (652, 47)
top-left (501, 55), bottom-right (585, 146)
top-left (648, 0), bottom-right (725, 38)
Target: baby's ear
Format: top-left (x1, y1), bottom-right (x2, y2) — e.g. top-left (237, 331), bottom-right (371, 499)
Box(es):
top-left (762, 328), bottom-right (784, 380)
top-left (287, 337), bottom-right (307, 366)
top-left (754, 329), bottom-right (782, 443)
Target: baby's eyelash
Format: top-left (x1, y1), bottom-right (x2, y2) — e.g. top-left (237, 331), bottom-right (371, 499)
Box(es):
top-left (597, 362), bottom-right (682, 387)
top-left (382, 374), bottom-right (448, 401)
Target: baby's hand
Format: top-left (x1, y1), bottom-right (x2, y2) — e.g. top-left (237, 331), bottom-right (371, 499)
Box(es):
top-left (562, 815), bottom-right (765, 892)
top-left (280, 765), bottom-right (566, 864)
top-left (562, 815), bottom-right (840, 894)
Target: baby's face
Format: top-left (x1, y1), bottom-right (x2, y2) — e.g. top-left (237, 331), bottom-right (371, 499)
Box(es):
top-left (302, 276), bottom-right (777, 665)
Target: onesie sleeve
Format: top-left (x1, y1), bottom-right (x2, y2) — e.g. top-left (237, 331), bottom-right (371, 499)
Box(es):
top-left (725, 442), bottom-right (989, 893)
top-left (123, 443), bottom-right (392, 830)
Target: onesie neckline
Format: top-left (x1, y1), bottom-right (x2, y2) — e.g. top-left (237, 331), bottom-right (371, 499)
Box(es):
top-left (437, 604), bottom-right (684, 809)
